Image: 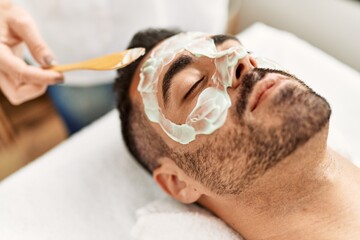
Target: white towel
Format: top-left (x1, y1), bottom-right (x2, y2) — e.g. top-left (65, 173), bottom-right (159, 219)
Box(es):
top-left (131, 197), bottom-right (243, 240)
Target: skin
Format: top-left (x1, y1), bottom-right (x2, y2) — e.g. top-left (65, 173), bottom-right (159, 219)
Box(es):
top-left (130, 36), bottom-right (360, 239)
top-left (0, 0), bottom-right (63, 105)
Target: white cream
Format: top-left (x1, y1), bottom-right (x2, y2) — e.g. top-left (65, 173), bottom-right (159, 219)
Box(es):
top-left (138, 32), bottom-right (282, 144)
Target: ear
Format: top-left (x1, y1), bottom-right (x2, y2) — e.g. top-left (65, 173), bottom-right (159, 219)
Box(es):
top-left (153, 157), bottom-right (202, 204)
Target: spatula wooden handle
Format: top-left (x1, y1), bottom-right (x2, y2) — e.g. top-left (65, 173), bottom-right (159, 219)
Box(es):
top-left (51, 48), bottom-right (145, 72)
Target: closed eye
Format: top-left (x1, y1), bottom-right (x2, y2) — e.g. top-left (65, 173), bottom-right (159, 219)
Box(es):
top-left (183, 76), bottom-right (205, 101)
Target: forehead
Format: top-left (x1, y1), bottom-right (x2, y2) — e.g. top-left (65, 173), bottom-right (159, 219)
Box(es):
top-left (146, 32), bottom-right (241, 66)
top-left (149, 32), bottom-right (212, 60)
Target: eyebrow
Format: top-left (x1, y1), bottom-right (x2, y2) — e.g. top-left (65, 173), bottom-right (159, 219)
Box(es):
top-left (211, 34), bottom-right (240, 45)
top-left (162, 55), bottom-right (193, 105)
top-left (161, 35), bottom-right (240, 106)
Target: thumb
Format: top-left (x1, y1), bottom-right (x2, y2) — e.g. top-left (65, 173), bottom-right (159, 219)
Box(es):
top-left (8, 8), bottom-right (55, 67)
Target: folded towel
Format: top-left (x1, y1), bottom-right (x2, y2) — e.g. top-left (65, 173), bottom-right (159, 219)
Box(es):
top-left (131, 197), bottom-right (243, 240)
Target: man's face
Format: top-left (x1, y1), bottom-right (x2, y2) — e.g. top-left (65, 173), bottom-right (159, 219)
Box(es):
top-left (130, 34), bottom-right (331, 195)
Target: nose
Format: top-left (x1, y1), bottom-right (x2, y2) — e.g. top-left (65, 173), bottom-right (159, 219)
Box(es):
top-left (231, 55), bottom-right (256, 88)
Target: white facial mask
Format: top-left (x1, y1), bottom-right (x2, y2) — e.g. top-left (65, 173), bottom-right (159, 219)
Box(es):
top-left (138, 32), bottom-right (282, 144)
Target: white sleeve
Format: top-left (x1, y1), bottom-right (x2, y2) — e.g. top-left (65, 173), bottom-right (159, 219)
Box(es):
top-left (12, 0), bottom-right (229, 86)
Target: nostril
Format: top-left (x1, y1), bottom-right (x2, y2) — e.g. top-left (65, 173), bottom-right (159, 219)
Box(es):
top-left (236, 64), bottom-right (244, 79)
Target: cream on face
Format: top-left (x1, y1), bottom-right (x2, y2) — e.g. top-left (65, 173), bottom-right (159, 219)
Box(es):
top-left (138, 32), bottom-right (282, 144)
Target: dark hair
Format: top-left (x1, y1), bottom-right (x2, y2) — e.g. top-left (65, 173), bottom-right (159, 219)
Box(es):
top-left (114, 28), bottom-right (181, 173)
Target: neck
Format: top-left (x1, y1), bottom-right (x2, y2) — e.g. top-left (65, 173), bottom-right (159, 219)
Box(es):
top-left (200, 126), bottom-right (360, 239)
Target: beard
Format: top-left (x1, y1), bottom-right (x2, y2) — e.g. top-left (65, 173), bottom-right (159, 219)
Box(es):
top-left (171, 68), bottom-right (332, 195)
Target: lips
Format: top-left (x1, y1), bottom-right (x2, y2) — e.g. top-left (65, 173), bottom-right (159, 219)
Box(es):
top-left (249, 78), bottom-right (282, 112)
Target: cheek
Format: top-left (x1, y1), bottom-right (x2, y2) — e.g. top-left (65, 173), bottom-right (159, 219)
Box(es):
top-left (150, 120), bottom-right (191, 150)
top-left (164, 99), bottom-right (198, 124)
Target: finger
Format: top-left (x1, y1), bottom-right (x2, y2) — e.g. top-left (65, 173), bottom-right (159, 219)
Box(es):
top-left (0, 72), bottom-right (47, 105)
top-left (22, 65), bottom-right (64, 85)
top-left (0, 43), bottom-right (63, 85)
top-left (7, 7), bottom-right (55, 67)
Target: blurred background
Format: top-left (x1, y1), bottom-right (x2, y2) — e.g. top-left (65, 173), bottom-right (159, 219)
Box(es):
top-left (0, 0), bottom-right (359, 180)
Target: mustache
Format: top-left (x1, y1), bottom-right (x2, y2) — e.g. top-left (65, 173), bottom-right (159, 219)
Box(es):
top-left (235, 68), bottom-right (297, 118)
top-left (242, 68), bottom-right (298, 90)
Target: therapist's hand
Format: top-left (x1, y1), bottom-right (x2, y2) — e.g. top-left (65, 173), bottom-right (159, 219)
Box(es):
top-left (0, 0), bottom-right (63, 105)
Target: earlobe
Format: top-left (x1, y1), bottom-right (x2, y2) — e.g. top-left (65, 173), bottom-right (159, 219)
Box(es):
top-left (153, 158), bottom-right (202, 204)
